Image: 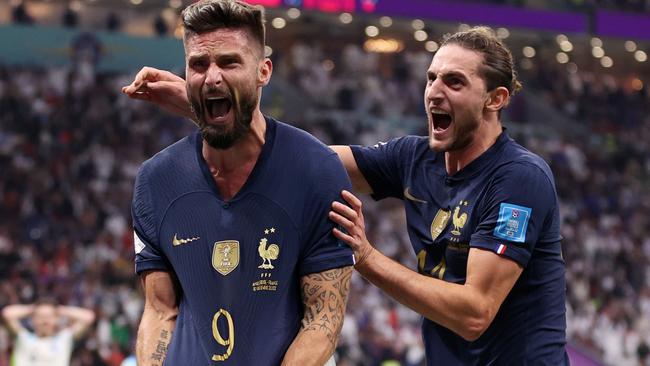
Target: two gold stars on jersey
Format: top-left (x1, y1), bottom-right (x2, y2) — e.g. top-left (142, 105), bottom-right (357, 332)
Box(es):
top-left (252, 228), bottom-right (280, 292)
top-left (208, 227), bottom-right (281, 279)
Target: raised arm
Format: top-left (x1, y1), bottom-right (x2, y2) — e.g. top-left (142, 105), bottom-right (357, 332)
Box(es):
top-left (137, 270), bottom-right (180, 366)
top-left (1, 304), bottom-right (33, 335)
top-left (281, 265), bottom-right (353, 366)
top-left (122, 67), bottom-right (194, 120)
top-left (58, 305), bottom-right (95, 340)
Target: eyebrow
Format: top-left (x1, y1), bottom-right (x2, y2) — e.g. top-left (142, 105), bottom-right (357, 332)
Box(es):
top-left (187, 52), bottom-right (243, 61)
top-left (427, 70), bottom-right (469, 82)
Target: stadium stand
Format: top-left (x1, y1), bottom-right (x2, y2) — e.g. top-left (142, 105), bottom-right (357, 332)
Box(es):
top-left (1, 1), bottom-right (649, 365)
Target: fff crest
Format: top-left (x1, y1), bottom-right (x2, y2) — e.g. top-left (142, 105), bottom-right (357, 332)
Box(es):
top-left (212, 240), bottom-right (240, 276)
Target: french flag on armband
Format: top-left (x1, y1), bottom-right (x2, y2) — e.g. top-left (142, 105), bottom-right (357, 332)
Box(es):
top-left (496, 244), bottom-right (507, 255)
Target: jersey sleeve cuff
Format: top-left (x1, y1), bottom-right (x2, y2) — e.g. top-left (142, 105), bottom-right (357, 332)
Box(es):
top-left (135, 259), bottom-right (172, 275)
top-left (349, 145), bottom-right (390, 201)
top-left (470, 235), bottom-right (531, 267)
top-left (299, 253), bottom-right (355, 276)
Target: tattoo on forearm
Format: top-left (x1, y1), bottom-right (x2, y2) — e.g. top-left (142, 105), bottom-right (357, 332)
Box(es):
top-left (150, 329), bottom-right (170, 365)
top-left (300, 266), bottom-right (352, 346)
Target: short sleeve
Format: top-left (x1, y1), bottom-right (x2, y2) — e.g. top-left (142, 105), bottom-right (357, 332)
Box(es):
top-left (470, 162), bottom-right (558, 267)
top-left (132, 166), bottom-right (171, 275)
top-left (299, 153), bottom-right (355, 276)
top-left (350, 136), bottom-right (420, 200)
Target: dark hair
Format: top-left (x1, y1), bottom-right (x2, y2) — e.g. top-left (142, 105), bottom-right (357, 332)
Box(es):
top-left (34, 297), bottom-right (58, 308)
top-left (441, 26), bottom-right (522, 96)
top-left (182, 0), bottom-right (266, 56)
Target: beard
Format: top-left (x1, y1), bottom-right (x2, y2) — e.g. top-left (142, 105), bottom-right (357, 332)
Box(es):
top-left (428, 113), bottom-right (480, 153)
top-left (189, 82), bottom-right (258, 150)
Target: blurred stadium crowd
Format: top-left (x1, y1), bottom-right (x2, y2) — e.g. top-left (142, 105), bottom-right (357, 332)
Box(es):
top-left (1, 6), bottom-right (650, 366)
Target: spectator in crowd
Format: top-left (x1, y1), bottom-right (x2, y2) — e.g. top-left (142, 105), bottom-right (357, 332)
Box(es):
top-left (2, 299), bottom-right (95, 366)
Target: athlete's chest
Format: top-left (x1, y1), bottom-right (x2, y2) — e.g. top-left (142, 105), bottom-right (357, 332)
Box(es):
top-left (158, 191), bottom-right (300, 287)
top-left (404, 173), bottom-right (490, 282)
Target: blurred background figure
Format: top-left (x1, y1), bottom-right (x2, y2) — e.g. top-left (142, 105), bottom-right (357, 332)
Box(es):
top-left (1, 299), bottom-right (95, 366)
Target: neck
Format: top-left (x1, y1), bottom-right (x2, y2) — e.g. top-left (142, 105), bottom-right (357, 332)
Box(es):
top-left (202, 110), bottom-right (267, 176)
top-left (445, 117), bottom-right (502, 175)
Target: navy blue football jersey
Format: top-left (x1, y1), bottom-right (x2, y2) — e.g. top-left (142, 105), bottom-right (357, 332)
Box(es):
top-left (351, 131), bottom-right (568, 365)
top-left (132, 117), bottom-right (354, 365)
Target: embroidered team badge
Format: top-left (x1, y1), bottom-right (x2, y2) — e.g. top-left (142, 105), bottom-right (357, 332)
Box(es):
top-left (253, 228), bottom-right (280, 292)
top-left (212, 240), bottom-right (240, 276)
top-left (430, 209), bottom-right (451, 241)
top-left (494, 203), bottom-right (532, 243)
top-left (258, 238), bottom-right (279, 269)
top-left (451, 200), bottom-right (469, 236)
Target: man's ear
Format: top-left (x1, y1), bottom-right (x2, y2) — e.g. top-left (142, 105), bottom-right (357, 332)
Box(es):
top-left (485, 86), bottom-right (510, 112)
top-left (258, 58), bottom-right (273, 86)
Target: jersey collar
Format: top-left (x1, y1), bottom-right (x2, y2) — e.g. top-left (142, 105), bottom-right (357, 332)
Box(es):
top-left (194, 115), bottom-right (277, 202)
top-left (444, 128), bottom-right (511, 184)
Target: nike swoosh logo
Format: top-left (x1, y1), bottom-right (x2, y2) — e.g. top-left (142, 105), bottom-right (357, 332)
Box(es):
top-left (404, 187), bottom-right (427, 203)
top-left (172, 234), bottom-right (200, 246)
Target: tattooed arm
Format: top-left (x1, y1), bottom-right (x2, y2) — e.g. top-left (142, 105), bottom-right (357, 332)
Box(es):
top-left (281, 266), bottom-right (353, 366)
top-left (137, 271), bottom-right (180, 366)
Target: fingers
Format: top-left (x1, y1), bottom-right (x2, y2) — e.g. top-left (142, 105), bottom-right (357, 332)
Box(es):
top-left (124, 68), bottom-right (150, 93)
top-left (341, 190), bottom-right (363, 209)
top-left (122, 81), bottom-right (147, 95)
top-left (121, 84), bottom-right (152, 100)
top-left (331, 201), bottom-right (357, 220)
top-left (328, 211), bottom-right (355, 232)
top-left (122, 67), bottom-right (159, 94)
top-left (332, 228), bottom-right (355, 246)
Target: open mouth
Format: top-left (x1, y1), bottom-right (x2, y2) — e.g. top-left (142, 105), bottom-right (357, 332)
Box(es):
top-left (431, 109), bottom-right (452, 132)
top-left (205, 96), bottom-right (232, 120)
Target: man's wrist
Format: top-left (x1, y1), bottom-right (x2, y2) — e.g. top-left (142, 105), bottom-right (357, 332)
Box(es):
top-left (354, 245), bottom-right (377, 270)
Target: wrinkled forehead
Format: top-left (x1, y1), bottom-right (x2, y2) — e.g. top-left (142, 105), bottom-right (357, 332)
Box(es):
top-left (428, 44), bottom-right (484, 77)
top-left (184, 28), bottom-right (261, 58)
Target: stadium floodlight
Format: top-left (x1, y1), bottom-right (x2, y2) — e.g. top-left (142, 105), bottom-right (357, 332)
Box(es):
top-left (522, 46), bottom-right (535, 58)
top-left (590, 37), bottom-right (602, 48)
top-left (411, 19), bottom-right (424, 30)
top-left (591, 47), bottom-right (605, 58)
top-left (635, 50), bottom-right (647, 62)
top-left (600, 56), bottom-right (613, 67)
top-left (496, 27), bottom-right (509, 39)
top-left (287, 8), bottom-right (301, 19)
top-left (425, 41), bottom-right (439, 52)
top-left (365, 26), bottom-right (379, 37)
top-left (414, 30), bottom-right (428, 42)
top-left (364, 39), bottom-right (404, 53)
top-left (556, 34), bottom-right (568, 44)
top-left (556, 52), bottom-right (569, 64)
top-left (271, 17), bottom-right (286, 29)
top-left (560, 41), bottom-right (573, 52)
top-left (339, 13), bottom-right (353, 24)
top-left (264, 46), bottom-right (273, 57)
top-left (624, 41), bottom-right (637, 52)
top-left (379, 16), bottom-right (392, 27)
